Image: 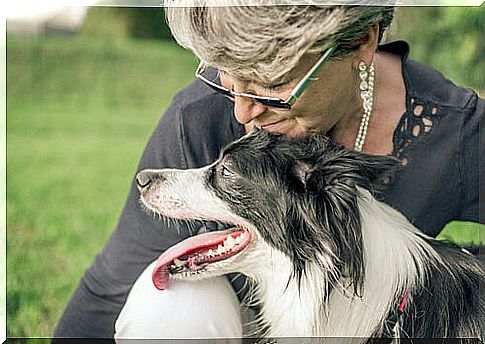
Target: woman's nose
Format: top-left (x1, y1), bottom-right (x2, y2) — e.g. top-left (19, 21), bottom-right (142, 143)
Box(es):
top-left (233, 97), bottom-right (267, 125)
top-left (221, 75), bottom-right (268, 125)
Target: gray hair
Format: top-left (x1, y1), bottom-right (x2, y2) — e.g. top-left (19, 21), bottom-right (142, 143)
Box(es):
top-left (165, 2), bottom-right (395, 83)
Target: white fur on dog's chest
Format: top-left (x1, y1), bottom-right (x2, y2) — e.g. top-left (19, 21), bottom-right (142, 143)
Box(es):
top-left (249, 191), bottom-right (429, 339)
top-left (253, 252), bottom-right (322, 337)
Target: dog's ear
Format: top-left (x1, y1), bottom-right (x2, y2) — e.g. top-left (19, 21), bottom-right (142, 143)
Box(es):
top-left (294, 161), bottom-right (317, 185)
top-left (294, 135), bottom-right (401, 193)
top-left (345, 151), bottom-right (401, 192)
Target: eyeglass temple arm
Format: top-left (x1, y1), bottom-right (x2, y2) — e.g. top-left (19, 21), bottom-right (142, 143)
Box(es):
top-left (195, 61), bottom-right (204, 77)
top-left (287, 45), bottom-right (338, 106)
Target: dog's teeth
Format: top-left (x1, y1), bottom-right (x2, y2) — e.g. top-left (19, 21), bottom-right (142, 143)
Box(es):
top-left (224, 236), bottom-right (235, 249)
top-left (235, 236), bottom-right (242, 244)
top-left (208, 249), bottom-right (215, 256)
top-left (173, 258), bottom-right (185, 267)
top-left (217, 244), bottom-right (225, 254)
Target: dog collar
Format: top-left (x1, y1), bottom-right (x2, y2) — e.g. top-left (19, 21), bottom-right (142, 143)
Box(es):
top-left (381, 290), bottom-right (409, 339)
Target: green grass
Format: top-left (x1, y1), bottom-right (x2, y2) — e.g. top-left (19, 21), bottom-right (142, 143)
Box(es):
top-left (438, 221), bottom-right (484, 246)
top-left (7, 35), bottom-right (197, 337)
top-left (6, 35), bottom-right (484, 338)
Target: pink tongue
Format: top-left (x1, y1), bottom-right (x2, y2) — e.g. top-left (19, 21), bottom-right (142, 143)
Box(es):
top-left (152, 229), bottom-right (240, 290)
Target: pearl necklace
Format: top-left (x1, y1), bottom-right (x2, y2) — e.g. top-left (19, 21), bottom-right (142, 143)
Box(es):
top-left (354, 62), bottom-right (375, 152)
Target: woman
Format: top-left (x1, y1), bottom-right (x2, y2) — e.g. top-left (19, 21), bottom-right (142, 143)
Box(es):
top-left (54, 4), bottom-right (483, 339)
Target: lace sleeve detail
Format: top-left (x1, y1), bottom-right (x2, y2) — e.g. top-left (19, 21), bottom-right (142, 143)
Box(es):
top-left (392, 95), bottom-right (440, 165)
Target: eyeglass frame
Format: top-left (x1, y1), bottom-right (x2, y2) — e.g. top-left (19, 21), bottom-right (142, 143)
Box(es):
top-left (195, 45), bottom-right (338, 110)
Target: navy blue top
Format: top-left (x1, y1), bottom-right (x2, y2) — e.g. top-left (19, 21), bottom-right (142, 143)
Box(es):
top-left (54, 41), bottom-right (484, 339)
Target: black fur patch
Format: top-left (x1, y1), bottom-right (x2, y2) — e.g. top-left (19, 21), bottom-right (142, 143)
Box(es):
top-left (399, 238), bottom-right (484, 338)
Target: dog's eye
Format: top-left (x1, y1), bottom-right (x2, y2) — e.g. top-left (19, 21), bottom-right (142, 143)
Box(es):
top-left (220, 165), bottom-right (235, 178)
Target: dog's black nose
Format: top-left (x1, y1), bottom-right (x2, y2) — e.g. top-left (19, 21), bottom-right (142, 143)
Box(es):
top-left (136, 170), bottom-right (154, 190)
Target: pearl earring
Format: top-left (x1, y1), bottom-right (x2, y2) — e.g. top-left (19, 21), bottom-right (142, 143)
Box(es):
top-left (354, 60), bottom-right (375, 152)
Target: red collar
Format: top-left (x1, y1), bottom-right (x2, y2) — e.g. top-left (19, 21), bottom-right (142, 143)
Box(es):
top-left (398, 290), bottom-right (409, 314)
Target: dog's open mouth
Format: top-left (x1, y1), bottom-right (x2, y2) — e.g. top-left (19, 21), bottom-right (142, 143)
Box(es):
top-left (152, 228), bottom-right (251, 290)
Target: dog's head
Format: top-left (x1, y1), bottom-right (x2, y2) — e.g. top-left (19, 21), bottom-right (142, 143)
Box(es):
top-left (137, 129), bottom-right (398, 291)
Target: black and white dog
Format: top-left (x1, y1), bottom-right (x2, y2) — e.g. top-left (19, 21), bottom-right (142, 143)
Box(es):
top-left (136, 129), bottom-right (484, 341)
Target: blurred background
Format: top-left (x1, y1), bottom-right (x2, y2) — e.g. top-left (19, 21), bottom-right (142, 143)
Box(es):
top-left (6, 5), bottom-right (484, 337)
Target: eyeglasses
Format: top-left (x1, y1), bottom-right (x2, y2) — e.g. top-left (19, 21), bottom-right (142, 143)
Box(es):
top-left (195, 45), bottom-right (338, 110)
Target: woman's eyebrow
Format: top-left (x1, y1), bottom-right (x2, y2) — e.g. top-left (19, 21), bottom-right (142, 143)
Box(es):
top-left (263, 67), bottom-right (305, 88)
top-left (261, 78), bottom-right (291, 89)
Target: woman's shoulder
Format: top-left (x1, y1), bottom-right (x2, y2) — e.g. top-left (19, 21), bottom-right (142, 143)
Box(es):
top-left (391, 40), bottom-right (482, 160)
top-left (381, 42), bottom-right (483, 235)
top-left (404, 58), bottom-right (478, 110)
top-left (381, 40), bottom-right (478, 110)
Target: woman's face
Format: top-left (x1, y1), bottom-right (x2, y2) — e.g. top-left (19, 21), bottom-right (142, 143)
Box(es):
top-left (220, 54), bottom-right (361, 139)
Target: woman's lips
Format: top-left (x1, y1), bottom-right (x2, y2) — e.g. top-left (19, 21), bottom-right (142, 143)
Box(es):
top-left (256, 119), bottom-right (289, 132)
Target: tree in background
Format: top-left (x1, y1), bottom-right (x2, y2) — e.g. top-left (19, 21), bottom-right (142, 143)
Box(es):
top-left (122, 7), bottom-right (173, 40)
top-left (81, 7), bottom-right (173, 41)
top-left (393, 6), bottom-right (483, 91)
